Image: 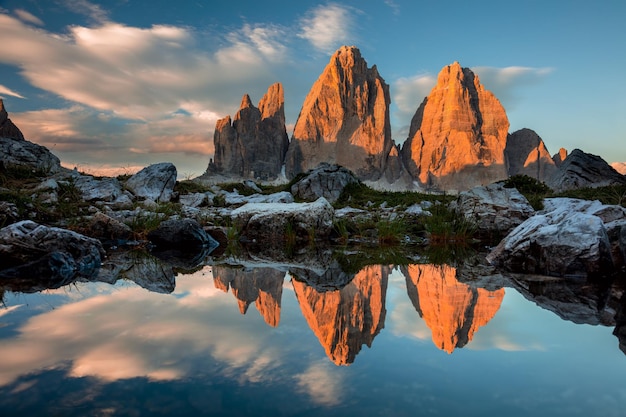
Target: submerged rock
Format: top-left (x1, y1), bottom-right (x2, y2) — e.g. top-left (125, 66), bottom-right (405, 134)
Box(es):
top-left (487, 198), bottom-right (617, 278)
top-left (232, 197), bottom-right (334, 243)
top-left (0, 220), bottom-right (104, 282)
top-left (147, 218), bottom-right (219, 252)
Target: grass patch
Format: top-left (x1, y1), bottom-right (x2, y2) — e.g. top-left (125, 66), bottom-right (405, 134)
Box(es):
top-left (334, 182), bottom-right (452, 210)
top-left (556, 184), bottom-right (626, 207)
top-left (219, 182), bottom-right (257, 196)
top-left (174, 180), bottom-right (212, 194)
top-left (502, 175), bottom-right (551, 210)
top-left (423, 203), bottom-right (477, 244)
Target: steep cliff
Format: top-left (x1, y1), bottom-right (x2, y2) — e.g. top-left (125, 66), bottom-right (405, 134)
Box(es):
top-left (401, 264), bottom-right (504, 353)
top-left (285, 46), bottom-right (393, 181)
top-left (292, 265), bottom-right (389, 365)
top-left (505, 128), bottom-right (557, 182)
top-left (211, 83), bottom-right (289, 180)
top-left (0, 99), bottom-right (25, 141)
top-left (400, 62), bottom-right (509, 191)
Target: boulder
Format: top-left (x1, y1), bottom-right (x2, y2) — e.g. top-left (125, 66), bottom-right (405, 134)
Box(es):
top-left (125, 162), bottom-right (177, 202)
top-left (0, 202), bottom-right (19, 226)
top-left (73, 175), bottom-right (127, 202)
top-left (147, 218), bottom-right (219, 252)
top-left (232, 197), bottom-right (334, 243)
top-left (0, 99), bottom-right (24, 141)
top-left (401, 62), bottom-right (509, 191)
top-left (0, 137), bottom-right (61, 174)
top-left (290, 163), bottom-right (360, 203)
top-left (621, 225), bottom-right (626, 264)
top-left (452, 183), bottom-right (535, 235)
top-left (505, 128), bottom-right (557, 182)
top-left (486, 199), bottom-right (616, 278)
top-left (224, 191), bottom-right (294, 206)
top-left (80, 211), bottom-right (134, 245)
top-left (547, 149), bottom-right (626, 192)
top-left (0, 220), bottom-right (104, 281)
top-left (179, 192), bottom-right (207, 208)
top-left (285, 46), bottom-right (393, 181)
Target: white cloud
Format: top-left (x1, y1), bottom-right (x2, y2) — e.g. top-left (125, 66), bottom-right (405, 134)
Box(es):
top-left (471, 66), bottom-right (555, 110)
top-left (62, 0), bottom-right (109, 24)
top-left (295, 360), bottom-right (343, 406)
top-left (0, 83), bottom-right (25, 99)
top-left (384, 0), bottom-right (401, 15)
top-left (14, 8), bottom-right (43, 26)
top-left (391, 74), bottom-right (436, 140)
top-left (298, 3), bottom-right (355, 52)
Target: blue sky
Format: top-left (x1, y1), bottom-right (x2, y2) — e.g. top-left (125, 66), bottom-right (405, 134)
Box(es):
top-left (0, 0), bottom-right (624, 177)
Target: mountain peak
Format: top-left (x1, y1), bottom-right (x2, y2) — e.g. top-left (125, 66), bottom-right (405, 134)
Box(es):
top-left (0, 99), bottom-right (25, 141)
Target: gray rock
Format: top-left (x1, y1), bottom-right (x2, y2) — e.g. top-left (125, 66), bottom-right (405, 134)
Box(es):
top-left (73, 175), bottom-right (125, 202)
top-left (0, 137), bottom-right (61, 174)
top-left (232, 197), bottom-right (334, 243)
top-left (147, 218), bottom-right (218, 251)
top-left (0, 220), bottom-right (104, 281)
top-left (0, 201), bottom-right (19, 226)
top-left (290, 163), bottom-right (359, 203)
top-left (289, 260), bottom-right (355, 292)
top-left (453, 183), bottom-right (535, 235)
top-left (486, 199), bottom-right (615, 278)
top-left (547, 148), bottom-right (626, 192)
top-left (81, 212), bottom-right (134, 244)
top-left (620, 224), bottom-right (626, 267)
top-left (179, 192), bottom-right (207, 208)
top-left (224, 191), bottom-right (294, 206)
top-left (125, 162), bottom-right (177, 202)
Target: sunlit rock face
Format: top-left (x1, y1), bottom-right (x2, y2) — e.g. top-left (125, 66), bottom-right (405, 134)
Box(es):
top-left (212, 83), bottom-right (289, 180)
top-left (552, 148), bottom-right (568, 167)
top-left (505, 128), bottom-right (557, 182)
top-left (285, 46), bottom-right (393, 181)
top-left (292, 265), bottom-right (389, 365)
top-left (401, 62), bottom-right (509, 191)
top-left (401, 264), bottom-right (504, 353)
top-left (0, 99), bottom-right (24, 141)
top-left (212, 266), bottom-right (285, 327)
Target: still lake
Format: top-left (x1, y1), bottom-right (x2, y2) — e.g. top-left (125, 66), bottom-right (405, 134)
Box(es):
top-left (1, 257), bottom-right (625, 416)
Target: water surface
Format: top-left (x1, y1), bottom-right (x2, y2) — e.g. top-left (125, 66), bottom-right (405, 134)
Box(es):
top-left (1, 260), bottom-right (625, 416)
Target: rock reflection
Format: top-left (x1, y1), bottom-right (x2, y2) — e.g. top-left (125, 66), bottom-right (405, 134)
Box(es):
top-left (401, 264), bottom-right (504, 353)
top-left (212, 266), bottom-right (285, 327)
top-left (292, 265), bottom-right (389, 365)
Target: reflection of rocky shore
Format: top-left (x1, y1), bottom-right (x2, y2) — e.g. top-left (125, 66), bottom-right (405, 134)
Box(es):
top-left (401, 264), bottom-right (504, 353)
top-left (212, 266), bottom-right (285, 327)
top-left (292, 265), bottom-right (389, 365)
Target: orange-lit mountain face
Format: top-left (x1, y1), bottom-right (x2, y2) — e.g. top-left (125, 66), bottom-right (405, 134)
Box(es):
top-left (208, 46), bottom-right (567, 192)
top-left (285, 46), bottom-right (395, 181)
top-left (400, 62), bottom-right (509, 191)
top-left (401, 264), bottom-right (504, 353)
top-left (212, 266), bottom-right (285, 327)
top-left (292, 265), bottom-right (389, 365)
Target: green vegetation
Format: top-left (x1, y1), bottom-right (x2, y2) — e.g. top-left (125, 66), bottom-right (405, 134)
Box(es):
top-left (334, 182), bottom-right (451, 210)
top-left (502, 174), bottom-right (626, 209)
top-left (423, 203), bottom-right (477, 244)
top-left (174, 180), bottom-right (212, 194)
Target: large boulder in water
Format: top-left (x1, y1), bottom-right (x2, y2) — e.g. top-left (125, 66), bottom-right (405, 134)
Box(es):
top-left (452, 183), bottom-right (535, 236)
top-left (125, 162), bottom-right (177, 202)
top-left (486, 198), bottom-right (621, 278)
top-left (0, 220), bottom-right (104, 282)
top-left (290, 163), bottom-right (359, 203)
top-left (231, 197), bottom-right (334, 244)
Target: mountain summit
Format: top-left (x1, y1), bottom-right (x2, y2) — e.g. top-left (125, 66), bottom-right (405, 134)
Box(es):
top-left (401, 62), bottom-right (509, 191)
top-left (285, 46), bottom-right (394, 180)
top-left (0, 99), bottom-right (25, 141)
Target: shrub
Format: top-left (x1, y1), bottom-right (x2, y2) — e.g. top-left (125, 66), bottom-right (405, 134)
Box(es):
top-left (502, 175), bottom-right (551, 210)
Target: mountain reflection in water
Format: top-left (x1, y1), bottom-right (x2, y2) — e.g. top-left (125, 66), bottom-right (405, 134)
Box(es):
top-left (1, 249), bottom-right (626, 416)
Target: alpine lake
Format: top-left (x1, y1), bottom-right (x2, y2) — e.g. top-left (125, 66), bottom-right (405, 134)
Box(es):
top-left (1, 242), bottom-right (626, 417)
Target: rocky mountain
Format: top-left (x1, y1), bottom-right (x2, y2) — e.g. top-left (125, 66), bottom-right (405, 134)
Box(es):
top-left (284, 46), bottom-right (394, 181)
top-left (210, 83), bottom-right (289, 180)
top-left (0, 99), bottom-right (24, 141)
top-left (292, 265), bottom-right (389, 365)
top-left (401, 264), bottom-right (504, 353)
top-left (400, 62), bottom-right (509, 191)
top-left (505, 128), bottom-right (557, 182)
top-left (212, 266), bottom-right (284, 327)
top-left (552, 148), bottom-right (568, 167)
top-left (612, 162), bottom-right (626, 175)
top-left (547, 148), bottom-right (626, 192)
